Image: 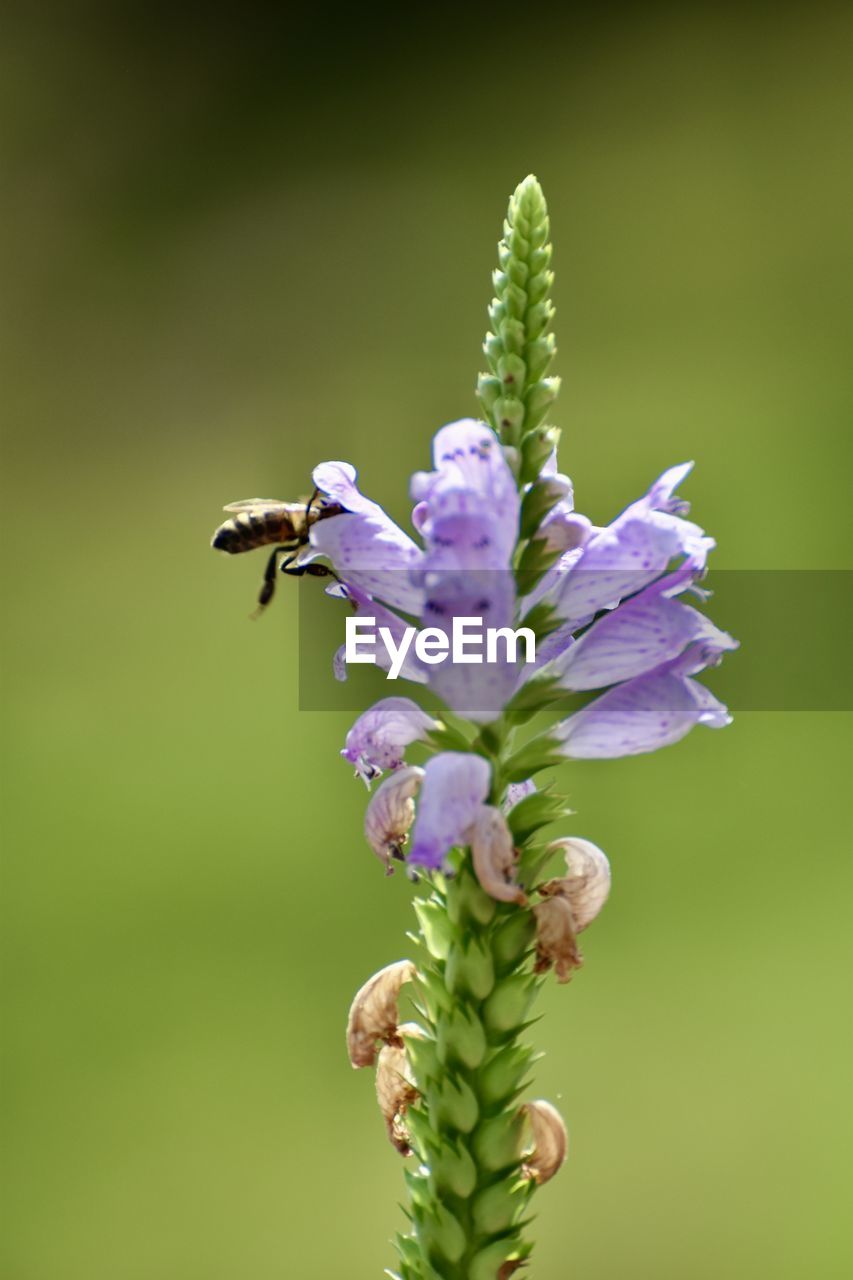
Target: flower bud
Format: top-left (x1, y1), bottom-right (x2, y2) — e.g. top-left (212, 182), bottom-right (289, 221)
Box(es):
top-left (363, 765), bottom-right (424, 872)
top-left (521, 1099), bottom-right (568, 1185)
top-left (469, 806), bottom-right (528, 906)
top-left (375, 1041), bottom-right (419, 1155)
top-left (346, 959), bottom-right (416, 1068)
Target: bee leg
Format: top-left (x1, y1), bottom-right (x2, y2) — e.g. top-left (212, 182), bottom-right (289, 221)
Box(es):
top-left (280, 557), bottom-right (340, 584)
top-left (250, 545), bottom-right (297, 619)
top-left (304, 486), bottom-right (320, 523)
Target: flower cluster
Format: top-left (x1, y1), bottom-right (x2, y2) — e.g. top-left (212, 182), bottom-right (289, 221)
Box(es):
top-left (309, 414), bottom-right (735, 807)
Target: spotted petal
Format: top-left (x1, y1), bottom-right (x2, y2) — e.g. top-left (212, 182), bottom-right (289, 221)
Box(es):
top-left (554, 566), bottom-right (735, 690)
top-left (411, 420), bottom-right (520, 569)
top-left (342, 697), bottom-right (438, 785)
top-left (553, 641), bottom-right (734, 759)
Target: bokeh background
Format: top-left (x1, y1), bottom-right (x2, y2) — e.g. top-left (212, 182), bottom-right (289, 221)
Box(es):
top-left (2, 3), bottom-right (852, 1277)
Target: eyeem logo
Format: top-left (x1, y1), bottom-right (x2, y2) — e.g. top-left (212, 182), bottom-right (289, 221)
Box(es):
top-left (345, 616), bottom-right (537, 680)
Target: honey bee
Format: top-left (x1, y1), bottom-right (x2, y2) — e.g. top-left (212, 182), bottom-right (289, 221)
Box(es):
top-left (211, 490), bottom-right (343, 615)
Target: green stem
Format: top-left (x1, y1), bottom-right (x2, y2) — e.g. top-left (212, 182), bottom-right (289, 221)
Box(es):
top-left (397, 856), bottom-right (538, 1280)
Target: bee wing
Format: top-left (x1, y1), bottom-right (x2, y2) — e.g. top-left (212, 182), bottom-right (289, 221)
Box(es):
top-left (222, 499), bottom-right (291, 514)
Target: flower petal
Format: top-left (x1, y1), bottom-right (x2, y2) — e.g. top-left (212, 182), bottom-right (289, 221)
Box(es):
top-left (411, 420), bottom-right (520, 570)
top-left (469, 806), bottom-right (527, 905)
top-left (554, 569), bottom-right (735, 690)
top-left (416, 568), bottom-right (520, 722)
top-left (342, 697), bottom-right (437, 785)
top-left (332, 583), bottom-right (426, 686)
top-left (407, 752), bottom-right (491, 870)
top-left (537, 464), bottom-right (714, 627)
top-left (311, 461), bottom-right (424, 613)
top-left (553, 642), bottom-right (735, 759)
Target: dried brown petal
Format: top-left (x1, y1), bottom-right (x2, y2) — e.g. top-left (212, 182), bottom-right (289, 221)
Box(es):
top-left (346, 959), bottom-right (416, 1068)
top-left (521, 1099), bottom-right (568, 1185)
top-left (469, 805), bottom-right (528, 906)
top-left (375, 1041), bottom-right (419, 1155)
top-left (533, 895), bottom-right (583, 982)
top-left (364, 766), bottom-right (424, 872)
top-left (541, 837), bottom-right (611, 931)
top-left (498, 1261), bottom-right (527, 1280)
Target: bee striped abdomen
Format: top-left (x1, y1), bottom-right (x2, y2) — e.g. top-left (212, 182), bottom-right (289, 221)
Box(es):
top-left (211, 509), bottom-right (299, 554)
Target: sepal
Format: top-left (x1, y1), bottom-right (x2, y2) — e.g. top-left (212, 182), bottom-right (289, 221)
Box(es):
top-left (436, 1003), bottom-right (488, 1070)
top-left (520, 424), bottom-right (560, 485)
top-left (483, 972), bottom-right (537, 1036)
top-left (503, 735), bottom-right (565, 783)
top-left (506, 789), bottom-right (573, 845)
top-left (445, 936), bottom-right (496, 1001)
top-left (519, 475), bottom-right (568, 540)
top-left (433, 1073), bottom-right (479, 1134)
top-left (479, 1042), bottom-right (536, 1109)
top-left (419, 1201), bottom-right (467, 1266)
top-left (472, 1108), bottom-right (525, 1172)
top-left (429, 1137), bottom-right (478, 1199)
top-left (413, 898), bottom-right (454, 961)
top-left (471, 1174), bottom-right (527, 1234)
top-left (491, 910), bottom-right (536, 971)
top-left (514, 537), bottom-right (564, 594)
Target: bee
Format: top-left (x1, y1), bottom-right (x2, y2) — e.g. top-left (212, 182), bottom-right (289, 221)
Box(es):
top-left (211, 490), bottom-right (343, 616)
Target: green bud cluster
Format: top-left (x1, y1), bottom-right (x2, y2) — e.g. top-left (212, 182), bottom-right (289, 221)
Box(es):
top-left (390, 861), bottom-right (538, 1280)
top-left (477, 175), bottom-right (560, 461)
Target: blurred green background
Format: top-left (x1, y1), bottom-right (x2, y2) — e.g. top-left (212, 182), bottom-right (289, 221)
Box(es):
top-left (2, 3), bottom-right (852, 1277)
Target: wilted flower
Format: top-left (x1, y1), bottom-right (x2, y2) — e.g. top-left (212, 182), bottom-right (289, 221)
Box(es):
top-left (521, 1099), bottom-right (568, 1184)
top-left (533, 894), bottom-right (583, 982)
top-left (534, 838), bottom-right (611, 981)
top-left (540, 838), bottom-right (611, 931)
top-left (375, 1026), bottom-right (422, 1156)
top-left (346, 960), bottom-right (417, 1069)
top-left (364, 766), bottom-right (424, 872)
top-left (469, 806), bottom-right (527, 905)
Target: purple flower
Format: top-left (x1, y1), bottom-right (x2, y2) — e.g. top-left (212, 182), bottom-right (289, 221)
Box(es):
top-left (553, 640), bottom-right (734, 759)
top-left (537, 463), bottom-right (714, 629)
top-left (342, 697), bottom-right (438, 785)
top-left (552, 563), bottom-right (735, 691)
top-left (312, 422), bottom-right (734, 754)
top-left (411, 419), bottom-right (520, 571)
top-left (329, 582), bottom-right (427, 686)
top-left (408, 752), bottom-right (491, 870)
top-left (310, 461), bottom-right (424, 614)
